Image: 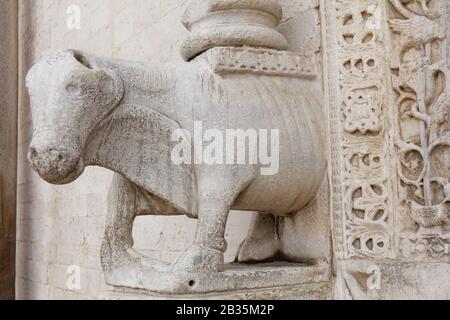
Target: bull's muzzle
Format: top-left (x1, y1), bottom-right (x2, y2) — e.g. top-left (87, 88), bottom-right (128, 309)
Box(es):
top-left (28, 144), bottom-right (82, 184)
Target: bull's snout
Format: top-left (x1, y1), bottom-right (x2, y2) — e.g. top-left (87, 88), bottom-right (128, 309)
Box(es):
top-left (28, 144), bottom-right (82, 184)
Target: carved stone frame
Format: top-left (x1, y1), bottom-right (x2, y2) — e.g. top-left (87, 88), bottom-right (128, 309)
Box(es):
top-left (322, 0), bottom-right (450, 299)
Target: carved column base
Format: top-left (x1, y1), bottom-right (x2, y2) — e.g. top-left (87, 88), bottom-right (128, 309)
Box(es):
top-left (336, 260), bottom-right (450, 300)
top-left (100, 263), bottom-right (332, 300)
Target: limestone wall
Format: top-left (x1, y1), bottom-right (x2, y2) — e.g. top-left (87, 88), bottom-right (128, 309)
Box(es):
top-left (16, 0), bottom-right (321, 300)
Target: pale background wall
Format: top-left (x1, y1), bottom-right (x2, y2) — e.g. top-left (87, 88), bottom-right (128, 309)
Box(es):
top-left (16, 0), bottom-right (321, 299)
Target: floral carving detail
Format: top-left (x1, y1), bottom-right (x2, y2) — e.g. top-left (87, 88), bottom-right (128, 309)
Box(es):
top-left (346, 183), bottom-right (390, 257)
top-left (389, 0), bottom-right (450, 259)
top-left (325, 0), bottom-right (394, 259)
top-left (343, 87), bottom-right (382, 134)
top-left (401, 232), bottom-right (450, 259)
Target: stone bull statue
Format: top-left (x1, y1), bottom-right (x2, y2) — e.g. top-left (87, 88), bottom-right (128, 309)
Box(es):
top-left (25, 0), bottom-right (327, 294)
top-left (26, 48), bottom-right (326, 291)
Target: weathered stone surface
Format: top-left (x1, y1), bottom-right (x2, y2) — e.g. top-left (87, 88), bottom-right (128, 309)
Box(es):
top-left (16, 0), bottom-right (323, 300)
top-left (336, 260), bottom-right (450, 300)
top-left (103, 263), bottom-right (331, 296)
top-left (388, 0), bottom-right (450, 262)
top-left (322, 0), bottom-right (450, 300)
top-left (25, 0), bottom-right (329, 297)
top-left (100, 283), bottom-right (332, 300)
top-left (181, 0), bottom-right (288, 60)
top-left (16, 0), bottom-right (450, 300)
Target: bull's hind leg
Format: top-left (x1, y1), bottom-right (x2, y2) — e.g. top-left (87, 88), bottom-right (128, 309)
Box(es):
top-left (238, 213), bottom-right (280, 263)
top-left (101, 174), bottom-right (167, 284)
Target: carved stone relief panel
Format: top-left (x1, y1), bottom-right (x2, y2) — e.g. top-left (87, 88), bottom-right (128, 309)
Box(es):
top-left (323, 0), bottom-right (395, 259)
top-left (325, 0), bottom-right (450, 262)
top-left (323, 0), bottom-right (450, 299)
top-left (388, 0), bottom-right (450, 261)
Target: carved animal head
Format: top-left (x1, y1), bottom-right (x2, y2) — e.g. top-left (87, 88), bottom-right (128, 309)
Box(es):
top-left (26, 50), bottom-right (124, 184)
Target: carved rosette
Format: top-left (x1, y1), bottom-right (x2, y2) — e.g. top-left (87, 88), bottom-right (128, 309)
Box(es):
top-left (323, 0), bottom-right (395, 259)
top-left (389, 0), bottom-right (450, 261)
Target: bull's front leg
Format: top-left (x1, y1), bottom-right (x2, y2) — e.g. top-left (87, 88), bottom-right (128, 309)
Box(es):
top-left (171, 200), bottom-right (230, 273)
top-left (171, 169), bottom-right (254, 273)
top-left (101, 174), bottom-right (167, 284)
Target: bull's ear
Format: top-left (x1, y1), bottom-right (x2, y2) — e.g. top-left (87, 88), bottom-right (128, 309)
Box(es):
top-left (96, 69), bottom-right (124, 106)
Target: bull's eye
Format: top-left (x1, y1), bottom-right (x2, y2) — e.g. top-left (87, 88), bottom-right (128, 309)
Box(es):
top-left (65, 83), bottom-right (79, 94)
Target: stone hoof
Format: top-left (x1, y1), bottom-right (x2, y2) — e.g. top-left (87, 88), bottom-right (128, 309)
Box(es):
top-left (127, 249), bottom-right (168, 271)
top-left (238, 237), bottom-right (279, 263)
top-left (104, 264), bottom-right (148, 290)
top-left (102, 248), bottom-right (170, 288)
top-left (238, 231), bottom-right (279, 263)
top-left (103, 254), bottom-right (170, 290)
top-left (238, 214), bottom-right (280, 263)
top-left (170, 244), bottom-right (224, 273)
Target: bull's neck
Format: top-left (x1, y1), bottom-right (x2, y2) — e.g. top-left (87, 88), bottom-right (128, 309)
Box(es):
top-left (120, 63), bottom-right (179, 118)
top-left (84, 56), bottom-right (196, 171)
top-left (92, 56), bottom-right (186, 121)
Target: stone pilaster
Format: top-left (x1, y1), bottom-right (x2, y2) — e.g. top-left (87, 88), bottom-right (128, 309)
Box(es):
top-left (0, 0), bottom-right (18, 300)
top-left (322, 0), bottom-right (450, 299)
